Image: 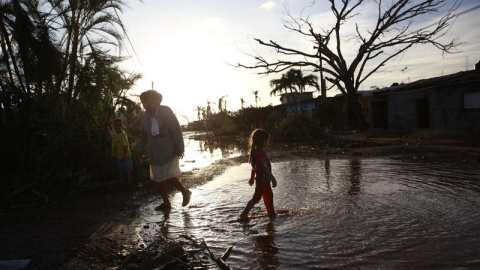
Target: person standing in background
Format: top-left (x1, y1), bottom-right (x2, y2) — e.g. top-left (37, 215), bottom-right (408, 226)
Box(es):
top-left (109, 118), bottom-right (133, 186)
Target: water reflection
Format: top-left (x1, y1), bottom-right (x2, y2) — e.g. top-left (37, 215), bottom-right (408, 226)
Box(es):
top-left (347, 159), bottom-right (362, 196)
top-left (140, 157), bottom-right (480, 269)
top-left (252, 221), bottom-right (279, 270)
top-left (181, 133), bottom-right (244, 172)
top-left (324, 159), bottom-right (331, 191)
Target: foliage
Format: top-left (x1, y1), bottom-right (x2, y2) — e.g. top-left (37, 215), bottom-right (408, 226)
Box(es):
top-left (270, 69), bottom-right (318, 96)
top-left (208, 112), bottom-right (238, 136)
top-left (231, 105), bottom-right (273, 131)
top-left (0, 0), bottom-right (142, 205)
top-left (273, 114), bottom-right (324, 141)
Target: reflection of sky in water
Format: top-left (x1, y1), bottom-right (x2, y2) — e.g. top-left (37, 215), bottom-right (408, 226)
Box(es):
top-left (179, 134), bottom-right (244, 172)
top-left (141, 157), bottom-right (480, 269)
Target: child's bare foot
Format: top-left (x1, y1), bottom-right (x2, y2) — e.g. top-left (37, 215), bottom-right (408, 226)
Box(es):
top-left (268, 212), bottom-right (277, 218)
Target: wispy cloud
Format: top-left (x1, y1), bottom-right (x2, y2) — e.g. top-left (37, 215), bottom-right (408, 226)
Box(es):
top-left (260, 1), bottom-right (276, 11)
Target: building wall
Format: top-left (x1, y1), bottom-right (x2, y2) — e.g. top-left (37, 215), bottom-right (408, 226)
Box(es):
top-left (388, 81), bottom-right (480, 133)
top-left (284, 100), bottom-right (316, 115)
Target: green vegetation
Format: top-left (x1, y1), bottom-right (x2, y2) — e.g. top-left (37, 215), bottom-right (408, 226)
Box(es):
top-left (0, 3), bottom-right (331, 205)
top-left (0, 0), bottom-right (143, 205)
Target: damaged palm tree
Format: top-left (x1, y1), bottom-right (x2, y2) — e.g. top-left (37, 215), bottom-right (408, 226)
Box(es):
top-left (237, 0), bottom-right (463, 130)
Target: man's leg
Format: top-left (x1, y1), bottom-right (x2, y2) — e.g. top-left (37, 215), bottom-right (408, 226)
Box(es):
top-left (156, 181), bottom-right (171, 206)
top-left (168, 177), bottom-right (188, 193)
top-left (167, 177), bottom-right (192, 206)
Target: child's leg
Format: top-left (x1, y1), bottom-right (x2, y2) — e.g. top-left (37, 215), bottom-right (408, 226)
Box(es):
top-left (240, 185), bottom-right (263, 218)
top-left (125, 157), bottom-right (133, 184)
top-left (117, 160), bottom-right (125, 183)
top-left (262, 186), bottom-right (275, 215)
top-left (240, 200), bottom-right (256, 219)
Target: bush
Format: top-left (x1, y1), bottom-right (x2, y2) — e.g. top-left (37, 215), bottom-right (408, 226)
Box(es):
top-left (273, 114), bottom-right (325, 141)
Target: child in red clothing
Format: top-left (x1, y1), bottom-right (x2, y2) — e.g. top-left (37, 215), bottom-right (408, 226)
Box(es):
top-left (240, 129), bottom-right (277, 220)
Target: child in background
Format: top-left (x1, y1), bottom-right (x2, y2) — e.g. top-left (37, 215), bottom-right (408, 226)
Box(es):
top-left (110, 118), bottom-right (133, 185)
top-left (240, 129), bottom-right (277, 220)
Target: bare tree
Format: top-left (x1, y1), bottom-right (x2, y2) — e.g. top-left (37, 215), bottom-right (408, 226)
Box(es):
top-left (237, 0), bottom-right (463, 129)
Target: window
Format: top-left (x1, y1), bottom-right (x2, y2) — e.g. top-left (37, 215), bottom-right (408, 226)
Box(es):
top-left (464, 92), bottom-right (480, 109)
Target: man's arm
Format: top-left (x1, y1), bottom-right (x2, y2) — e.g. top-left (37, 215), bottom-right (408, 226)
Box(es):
top-left (164, 106), bottom-right (185, 158)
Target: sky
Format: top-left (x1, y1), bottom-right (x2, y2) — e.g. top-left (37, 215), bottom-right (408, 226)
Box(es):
top-left (117, 0), bottom-right (480, 124)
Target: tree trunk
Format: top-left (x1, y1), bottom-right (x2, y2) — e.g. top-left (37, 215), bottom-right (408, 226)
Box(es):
top-left (347, 94), bottom-right (368, 131)
top-left (67, 25), bottom-right (79, 104)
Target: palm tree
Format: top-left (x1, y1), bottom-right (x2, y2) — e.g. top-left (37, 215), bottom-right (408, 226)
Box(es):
top-left (206, 100), bottom-right (211, 119)
top-left (11, 0), bottom-right (63, 97)
top-left (195, 105), bottom-right (203, 120)
top-left (294, 70), bottom-right (318, 94)
top-left (252, 90), bottom-right (259, 107)
top-left (47, 0), bottom-right (129, 104)
top-left (0, 1), bottom-right (26, 96)
top-left (270, 69), bottom-right (318, 113)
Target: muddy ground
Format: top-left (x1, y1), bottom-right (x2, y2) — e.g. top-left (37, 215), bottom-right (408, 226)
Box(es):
top-left (1, 130), bottom-right (479, 269)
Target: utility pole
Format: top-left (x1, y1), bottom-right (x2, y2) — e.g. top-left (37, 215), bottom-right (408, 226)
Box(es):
top-left (317, 35), bottom-right (327, 101)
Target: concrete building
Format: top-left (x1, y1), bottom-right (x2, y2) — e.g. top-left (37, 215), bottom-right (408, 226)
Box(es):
top-left (370, 66), bottom-right (480, 133)
top-left (276, 92), bottom-right (316, 115)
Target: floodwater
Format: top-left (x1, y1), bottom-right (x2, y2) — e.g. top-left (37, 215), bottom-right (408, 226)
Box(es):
top-left (179, 132), bottom-right (244, 172)
top-left (139, 139), bottom-right (480, 269)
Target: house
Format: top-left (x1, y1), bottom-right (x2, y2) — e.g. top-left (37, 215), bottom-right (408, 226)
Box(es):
top-left (369, 64), bottom-right (480, 133)
top-left (270, 92), bottom-right (317, 118)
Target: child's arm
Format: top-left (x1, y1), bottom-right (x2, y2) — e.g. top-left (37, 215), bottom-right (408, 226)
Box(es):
top-left (259, 158), bottom-right (277, 188)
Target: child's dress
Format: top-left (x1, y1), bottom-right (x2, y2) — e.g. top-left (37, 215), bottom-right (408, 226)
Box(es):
top-left (251, 148), bottom-right (275, 215)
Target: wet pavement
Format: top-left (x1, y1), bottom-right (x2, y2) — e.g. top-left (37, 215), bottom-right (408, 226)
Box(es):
top-left (137, 157), bottom-right (480, 269)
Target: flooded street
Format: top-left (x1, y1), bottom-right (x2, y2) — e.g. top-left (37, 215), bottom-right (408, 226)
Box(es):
top-left (137, 137), bottom-right (480, 269)
top-left (179, 132), bottom-right (244, 172)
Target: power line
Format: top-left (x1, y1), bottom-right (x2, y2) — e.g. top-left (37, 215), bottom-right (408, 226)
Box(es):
top-left (111, 1), bottom-right (143, 69)
top-left (416, 4), bottom-right (480, 32)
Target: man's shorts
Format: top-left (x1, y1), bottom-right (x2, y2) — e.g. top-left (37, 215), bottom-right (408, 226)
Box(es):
top-left (150, 157), bottom-right (182, 182)
top-left (117, 157), bottom-right (133, 173)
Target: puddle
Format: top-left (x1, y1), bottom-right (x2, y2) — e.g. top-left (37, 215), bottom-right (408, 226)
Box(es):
top-left (179, 132), bottom-right (244, 172)
top-left (139, 157), bottom-right (480, 269)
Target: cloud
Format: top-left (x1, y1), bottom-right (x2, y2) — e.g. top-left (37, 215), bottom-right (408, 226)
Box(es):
top-left (259, 1), bottom-right (276, 11)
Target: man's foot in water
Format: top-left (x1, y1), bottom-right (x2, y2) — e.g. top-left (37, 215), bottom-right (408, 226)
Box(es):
top-left (182, 190), bottom-right (192, 207)
top-left (154, 203), bottom-right (171, 211)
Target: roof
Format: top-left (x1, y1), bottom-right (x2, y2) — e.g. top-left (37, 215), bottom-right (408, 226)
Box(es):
top-left (279, 91), bottom-right (315, 97)
top-left (374, 70), bottom-right (480, 95)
